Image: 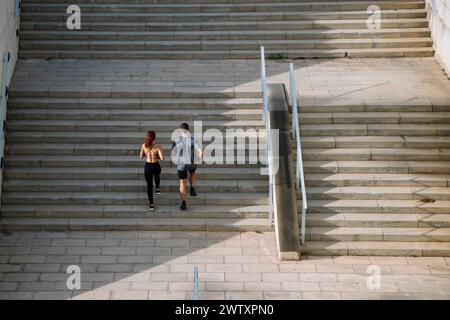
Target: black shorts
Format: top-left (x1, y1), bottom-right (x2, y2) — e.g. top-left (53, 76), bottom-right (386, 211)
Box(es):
top-left (177, 167), bottom-right (196, 180)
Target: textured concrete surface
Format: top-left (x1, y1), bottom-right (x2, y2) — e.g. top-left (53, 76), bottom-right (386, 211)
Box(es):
top-left (0, 230), bottom-right (449, 300)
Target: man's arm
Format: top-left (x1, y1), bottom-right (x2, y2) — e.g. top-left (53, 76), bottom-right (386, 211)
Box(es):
top-left (193, 140), bottom-right (204, 161)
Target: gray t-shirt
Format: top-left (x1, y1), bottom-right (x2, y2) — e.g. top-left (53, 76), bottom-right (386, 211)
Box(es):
top-left (172, 135), bottom-right (201, 171)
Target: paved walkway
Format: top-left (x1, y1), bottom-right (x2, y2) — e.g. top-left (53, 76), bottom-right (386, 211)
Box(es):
top-left (0, 230), bottom-right (449, 300)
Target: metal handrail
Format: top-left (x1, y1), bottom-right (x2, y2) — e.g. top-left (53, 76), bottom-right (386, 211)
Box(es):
top-left (260, 46), bottom-right (274, 224)
top-left (289, 63), bottom-right (308, 245)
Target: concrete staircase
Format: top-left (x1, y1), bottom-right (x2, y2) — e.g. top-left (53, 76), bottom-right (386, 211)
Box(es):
top-left (19, 0), bottom-right (434, 59)
top-left (0, 60), bottom-right (272, 232)
top-left (298, 100), bottom-right (450, 256)
top-left (2, 0), bottom-right (448, 258)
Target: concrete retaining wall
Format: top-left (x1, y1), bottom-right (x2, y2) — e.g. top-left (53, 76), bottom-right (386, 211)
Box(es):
top-left (267, 84), bottom-right (300, 261)
top-left (426, 0), bottom-right (450, 75)
top-left (0, 0), bottom-right (20, 199)
top-left (0, 0), bottom-right (20, 84)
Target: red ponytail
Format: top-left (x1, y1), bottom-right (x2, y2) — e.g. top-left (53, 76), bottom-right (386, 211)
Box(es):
top-left (144, 130), bottom-right (156, 148)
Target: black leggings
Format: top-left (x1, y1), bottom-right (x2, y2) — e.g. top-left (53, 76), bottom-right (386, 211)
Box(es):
top-left (144, 162), bottom-right (161, 205)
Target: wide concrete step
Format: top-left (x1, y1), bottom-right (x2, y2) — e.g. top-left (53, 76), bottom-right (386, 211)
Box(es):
top-left (9, 86), bottom-right (260, 99)
top-left (10, 121), bottom-right (448, 135)
top-left (6, 131), bottom-right (265, 144)
top-left (303, 160), bottom-right (450, 174)
top-left (18, 47), bottom-right (436, 59)
top-left (0, 217), bottom-right (273, 232)
top-left (0, 204), bottom-right (270, 219)
top-left (21, 11), bottom-right (428, 25)
top-left (21, 2), bottom-right (426, 14)
top-left (6, 98), bottom-right (262, 110)
top-left (4, 155), bottom-right (263, 169)
top-left (304, 199), bottom-right (450, 214)
top-left (9, 131), bottom-right (268, 144)
top-left (19, 38), bottom-right (433, 51)
top-left (20, 37), bottom-right (433, 51)
top-left (299, 99), bottom-right (450, 113)
top-left (301, 136), bottom-right (450, 149)
top-left (302, 241), bottom-right (450, 256)
top-left (300, 124), bottom-right (450, 136)
top-left (5, 131), bottom-right (170, 144)
top-left (301, 148), bottom-right (450, 161)
top-left (5, 144), bottom-right (267, 159)
top-left (2, 179), bottom-right (268, 193)
top-left (6, 120), bottom-right (264, 132)
top-left (299, 112), bottom-right (450, 124)
top-left (19, 28), bottom-right (432, 41)
top-left (21, 0), bottom-right (425, 7)
top-left (7, 108), bottom-right (262, 121)
top-left (21, 19), bottom-right (429, 32)
top-left (299, 186), bottom-right (450, 200)
top-left (1, 191), bottom-right (268, 206)
top-left (306, 213), bottom-right (450, 228)
top-left (20, 10), bottom-right (428, 22)
top-left (4, 167), bottom-right (265, 180)
top-left (306, 226), bottom-right (450, 242)
top-left (304, 173), bottom-right (450, 187)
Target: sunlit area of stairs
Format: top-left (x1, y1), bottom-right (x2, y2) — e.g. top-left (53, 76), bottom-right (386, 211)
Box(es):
top-left (294, 58), bottom-right (450, 256)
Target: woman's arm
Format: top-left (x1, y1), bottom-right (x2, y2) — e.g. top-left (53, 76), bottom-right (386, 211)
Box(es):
top-left (139, 145), bottom-right (145, 159)
top-left (157, 145), bottom-right (164, 161)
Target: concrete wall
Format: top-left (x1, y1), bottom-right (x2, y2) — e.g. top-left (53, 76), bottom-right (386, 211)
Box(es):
top-left (426, 0), bottom-right (450, 75)
top-left (1, 0), bottom-right (19, 84)
top-left (1, 0), bottom-right (20, 199)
